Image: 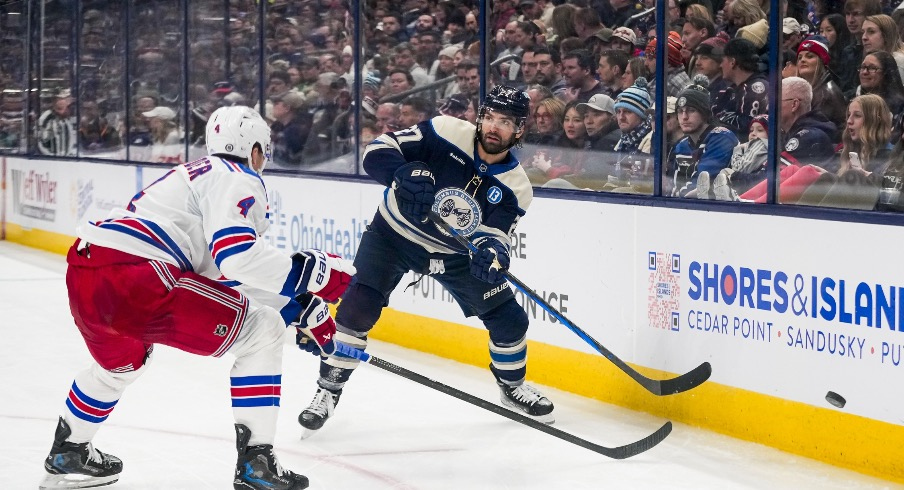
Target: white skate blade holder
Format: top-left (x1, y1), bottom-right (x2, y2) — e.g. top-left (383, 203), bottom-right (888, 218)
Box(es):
top-left (39, 472), bottom-right (119, 489)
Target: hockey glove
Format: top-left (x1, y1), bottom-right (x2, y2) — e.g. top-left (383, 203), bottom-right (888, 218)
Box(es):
top-left (292, 250), bottom-right (356, 303)
top-left (392, 161), bottom-right (435, 223)
top-left (470, 237), bottom-right (510, 283)
top-left (293, 293), bottom-right (336, 356)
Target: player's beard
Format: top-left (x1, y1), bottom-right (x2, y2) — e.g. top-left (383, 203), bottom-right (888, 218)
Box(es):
top-left (478, 128), bottom-right (517, 154)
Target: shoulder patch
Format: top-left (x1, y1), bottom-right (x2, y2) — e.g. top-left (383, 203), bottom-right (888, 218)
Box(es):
top-left (751, 81), bottom-right (766, 94)
top-left (785, 138), bottom-right (800, 151)
top-left (710, 126), bottom-right (730, 134)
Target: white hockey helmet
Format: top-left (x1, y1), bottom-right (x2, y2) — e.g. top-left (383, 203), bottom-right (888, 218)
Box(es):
top-left (205, 106), bottom-right (272, 174)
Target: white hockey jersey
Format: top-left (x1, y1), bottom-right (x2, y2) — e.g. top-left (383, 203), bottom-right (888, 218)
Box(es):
top-left (78, 156), bottom-right (296, 298)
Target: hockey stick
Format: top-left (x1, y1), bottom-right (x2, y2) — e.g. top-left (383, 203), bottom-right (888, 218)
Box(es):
top-left (428, 212), bottom-right (711, 396)
top-left (332, 341), bottom-right (672, 460)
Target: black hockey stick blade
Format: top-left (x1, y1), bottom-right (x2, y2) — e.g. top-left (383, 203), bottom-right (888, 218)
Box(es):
top-left (428, 212), bottom-right (712, 396)
top-left (333, 342), bottom-right (672, 460)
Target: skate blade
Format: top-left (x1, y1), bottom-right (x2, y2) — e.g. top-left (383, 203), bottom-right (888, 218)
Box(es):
top-left (299, 427), bottom-right (320, 440)
top-left (500, 399), bottom-right (556, 425)
top-left (39, 473), bottom-right (118, 489)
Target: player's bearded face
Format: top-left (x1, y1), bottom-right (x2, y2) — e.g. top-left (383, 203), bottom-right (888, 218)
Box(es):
top-left (478, 111), bottom-right (521, 154)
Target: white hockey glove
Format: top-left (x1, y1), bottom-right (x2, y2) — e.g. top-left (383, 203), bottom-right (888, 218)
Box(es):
top-left (292, 250), bottom-right (356, 303)
top-left (293, 293), bottom-right (336, 356)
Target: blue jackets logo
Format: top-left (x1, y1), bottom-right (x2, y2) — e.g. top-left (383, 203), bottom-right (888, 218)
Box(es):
top-left (433, 187), bottom-right (481, 236)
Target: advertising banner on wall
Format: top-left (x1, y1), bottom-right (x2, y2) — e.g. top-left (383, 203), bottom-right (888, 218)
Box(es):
top-left (6, 158), bottom-right (902, 427)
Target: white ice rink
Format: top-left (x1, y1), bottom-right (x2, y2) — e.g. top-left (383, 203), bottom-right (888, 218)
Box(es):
top-left (1, 241), bottom-right (899, 490)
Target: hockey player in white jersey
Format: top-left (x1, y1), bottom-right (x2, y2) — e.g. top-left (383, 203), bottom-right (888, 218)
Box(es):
top-left (39, 106), bottom-right (355, 490)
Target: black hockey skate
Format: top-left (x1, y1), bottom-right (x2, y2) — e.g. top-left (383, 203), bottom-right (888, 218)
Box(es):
top-left (40, 417), bottom-right (122, 490)
top-left (298, 387), bottom-right (341, 439)
top-left (234, 424), bottom-right (308, 490)
top-left (499, 383), bottom-right (556, 424)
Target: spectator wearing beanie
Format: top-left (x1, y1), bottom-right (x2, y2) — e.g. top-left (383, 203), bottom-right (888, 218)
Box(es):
top-left (693, 37), bottom-right (732, 115)
top-left (644, 32), bottom-right (692, 98)
top-left (669, 75), bottom-right (740, 198)
top-left (796, 35), bottom-right (846, 133)
top-left (737, 19), bottom-right (769, 51)
top-left (613, 77), bottom-right (653, 157)
top-left (716, 38), bottom-right (769, 141)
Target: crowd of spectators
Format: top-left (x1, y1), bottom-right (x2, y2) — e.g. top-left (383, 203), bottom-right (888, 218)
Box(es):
top-left (6, 0), bottom-right (904, 210)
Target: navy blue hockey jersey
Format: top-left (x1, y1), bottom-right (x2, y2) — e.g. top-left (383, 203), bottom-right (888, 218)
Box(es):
top-left (363, 115), bottom-right (533, 255)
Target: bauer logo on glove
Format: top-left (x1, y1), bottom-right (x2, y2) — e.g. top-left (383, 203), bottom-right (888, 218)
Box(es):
top-left (293, 293), bottom-right (336, 356)
top-left (292, 249), bottom-right (356, 303)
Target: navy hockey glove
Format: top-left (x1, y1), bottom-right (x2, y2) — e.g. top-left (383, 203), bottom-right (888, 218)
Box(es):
top-left (392, 162), bottom-right (435, 223)
top-left (292, 293), bottom-right (336, 356)
top-left (470, 237), bottom-right (510, 283)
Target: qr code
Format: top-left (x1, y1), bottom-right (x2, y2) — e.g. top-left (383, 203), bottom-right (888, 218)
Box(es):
top-left (647, 252), bottom-right (680, 331)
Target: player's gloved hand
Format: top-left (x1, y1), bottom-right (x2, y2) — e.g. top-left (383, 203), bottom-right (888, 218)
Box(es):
top-left (392, 161), bottom-right (435, 223)
top-left (292, 250), bottom-right (356, 303)
top-left (293, 293), bottom-right (336, 356)
top-left (470, 237), bottom-right (510, 283)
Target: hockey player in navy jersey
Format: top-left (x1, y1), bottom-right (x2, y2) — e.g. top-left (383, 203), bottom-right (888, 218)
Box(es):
top-left (39, 106), bottom-right (355, 490)
top-left (297, 85), bottom-right (555, 437)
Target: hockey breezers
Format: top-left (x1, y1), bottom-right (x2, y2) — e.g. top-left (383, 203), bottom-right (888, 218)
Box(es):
top-left (428, 212), bottom-right (711, 396)
top-left (332, 341), bottom-right (671, 460)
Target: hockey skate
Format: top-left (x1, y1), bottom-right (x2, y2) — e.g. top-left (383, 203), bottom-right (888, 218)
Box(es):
top-left (234, 424), bottom-right (308, 490)
top-left (298, 387), bottom-right (341, 439)
top-left (39, 417), bottom-right (123, 490)
top-left (499, 383), bottom-right (555, 424)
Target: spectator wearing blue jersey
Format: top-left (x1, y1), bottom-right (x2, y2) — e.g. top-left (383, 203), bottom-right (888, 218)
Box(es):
top-left (669, 75), bottom-right (740, 198)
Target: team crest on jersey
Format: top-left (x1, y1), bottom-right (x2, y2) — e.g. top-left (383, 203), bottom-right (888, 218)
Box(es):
top-left (751, 81), bottom-right (765, 94)
top-left (433, 188), bottom-right (481, 236)
top-left (785, 138), bottom-right (799, 151)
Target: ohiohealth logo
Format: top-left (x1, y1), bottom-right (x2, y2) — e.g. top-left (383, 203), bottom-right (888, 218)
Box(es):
top-left (688, 260), bottom-right (904, 331)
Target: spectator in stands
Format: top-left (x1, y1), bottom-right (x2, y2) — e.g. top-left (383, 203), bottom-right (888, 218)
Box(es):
top-left (579, 93), bottom-right (620, 151)
top-left (549, 4), bottom-right (578, 44)
top-left (531, 46), bottom-right (567, 97)
top-left (717, 38), bottom-right (768, 141)
top-left (861, 14), bottom-right (904, 82)
top-left (143, 106), bottom-right (182, 165)
top-left (393, 43), bottom-right (431, 86)
top-left (439, 93), bottom-right (469, 120)
top-left (597, 50), bottom-right (628, 99)
top-left (37, 94), bottom-right (76, 156)
top-left (78, 99), bottom-right (120, 152)
top-left (387, 68), bottom-right (416, 96)
top-left (271, 91), bottom-right (313, 166)
top-left (623, 58), bottom-right (651, 88)
top-left (433, 46), bottom-right (461, 97)
top-left (561, 49), bottom-right (606, 103)
top-left (778, 76), bottom-right (838, 169)
top-left (711, 114), bottom-right (770, 200)
top-left (639, 96), bottom-right (683, 154)
top-left (572, 7), bottom-right (604, 42)
top-left (839, 0), bottom-right (883, 92)
top-left (682, 17), bottom-right (716, 68)
top-left (454, 60), bottom-right (480, 97)
top-left (524, 96), bottom-right (564, 145)
top-left (398, 96), bottom-right (434, 127)
top-left (609, 78), bottom-right (654, 188)
top-left (839, 94), bottom-right (895, 175)
top-left (557, 100), bottom-right (587, 151)
top-left (644, 32), bottom-right (692, 98)
top-left (610, 27), bottom-right (638, 57)
top-left (381, 13), bottom-right (409, 43)
top-left (850, 51), bottom-right (904, 141)
top-left (820, 14), bottom-right (853, 82)
top-left (669, 76), bottom-right (739, 198)
top-left (783, 18), bottom-right (804, 51)
top-left (796, 36), bottom-right (846, 133)
top-left (375, 102), bottom-right (401, 133)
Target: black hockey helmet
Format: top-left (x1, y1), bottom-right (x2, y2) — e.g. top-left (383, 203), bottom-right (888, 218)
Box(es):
top-left (478, 85), bottom-right (530, 129)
